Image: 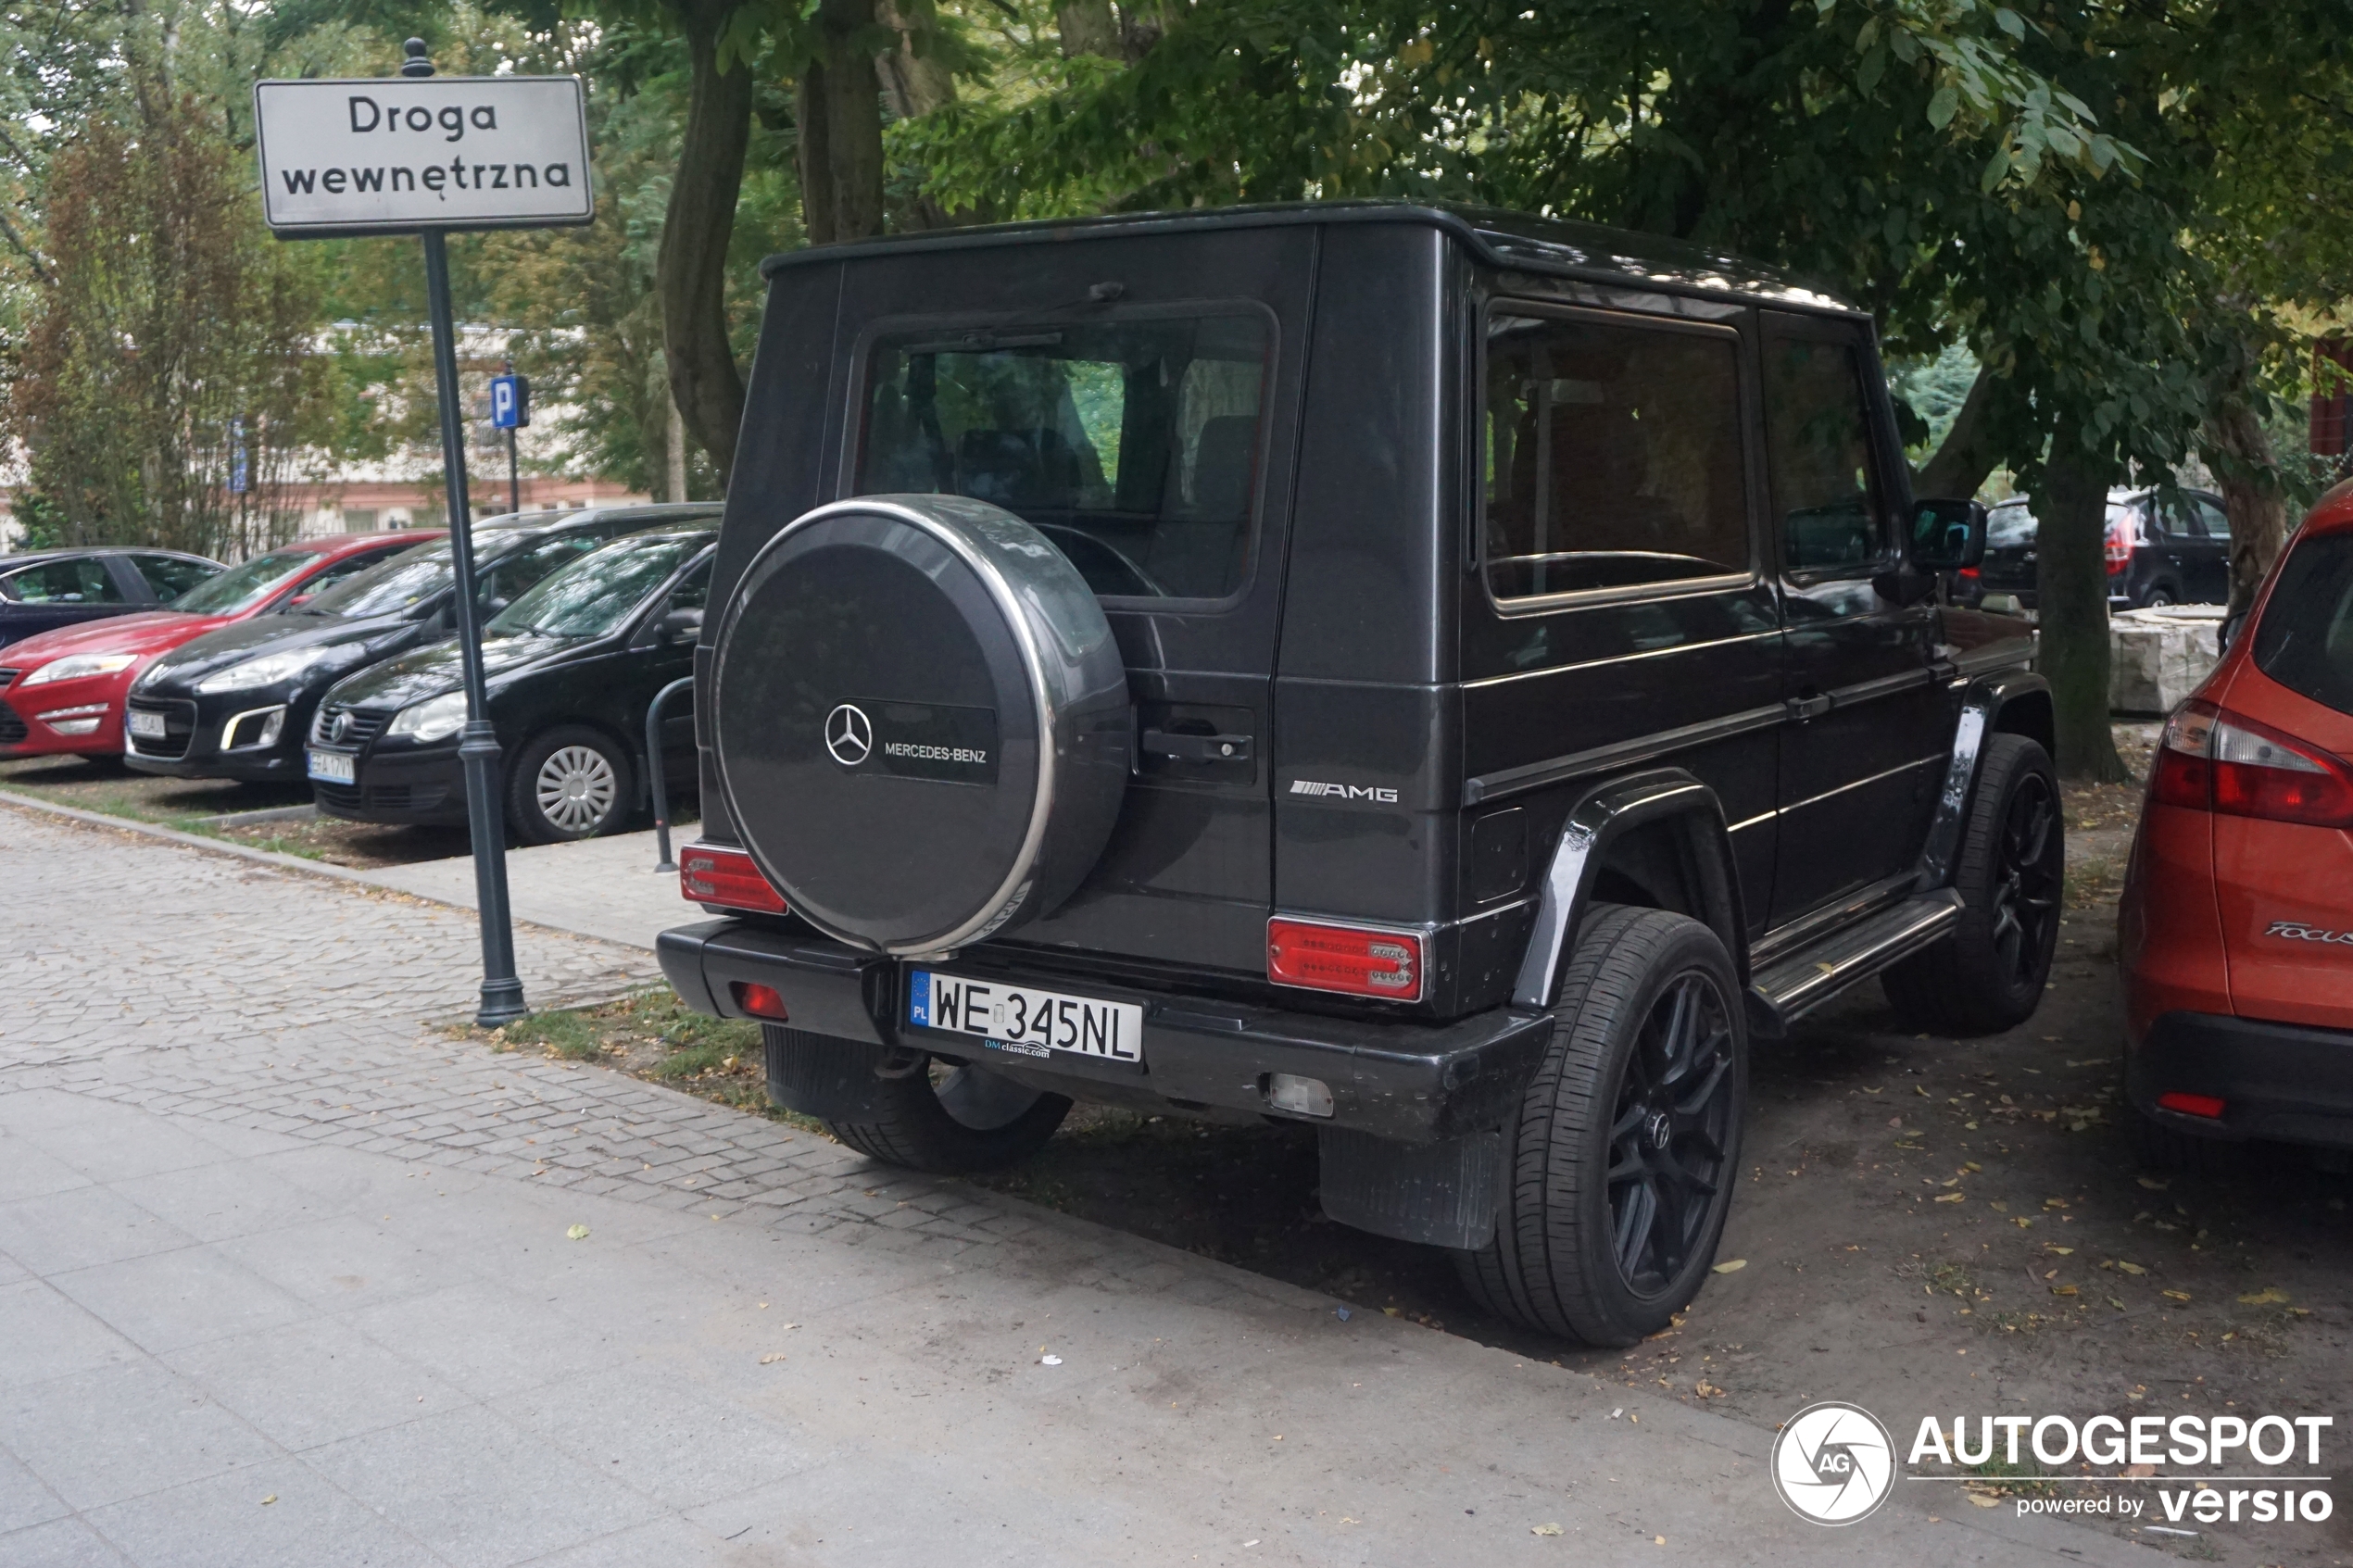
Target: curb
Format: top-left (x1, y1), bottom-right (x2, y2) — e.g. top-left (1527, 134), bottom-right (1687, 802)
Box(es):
top-left (0, 788), bottom-right (635, 963)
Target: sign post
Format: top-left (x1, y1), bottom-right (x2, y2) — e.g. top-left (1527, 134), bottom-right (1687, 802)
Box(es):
top-left (489, 364), bottom-right (529, 516)
top-left (255, 39), bottom-right (592, 1028)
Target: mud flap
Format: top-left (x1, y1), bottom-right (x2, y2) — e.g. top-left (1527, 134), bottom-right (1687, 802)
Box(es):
top-left (763, 1027), bottom-right (915, 1121)
top-left (1317, 1126), bottom-right (1502, 1249)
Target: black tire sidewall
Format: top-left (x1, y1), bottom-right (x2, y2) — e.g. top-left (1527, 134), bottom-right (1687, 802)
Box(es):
top-left (1947, 734), bottom-right (2062, 1024)
top-left (508, 724), bottom-right (632, 845)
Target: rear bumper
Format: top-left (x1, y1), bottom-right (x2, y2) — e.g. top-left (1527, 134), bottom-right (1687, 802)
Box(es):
top-left (2127, 1010), bottom-right (2353, 1148)
top-left (658, 918), bottom-right (1553, 1144)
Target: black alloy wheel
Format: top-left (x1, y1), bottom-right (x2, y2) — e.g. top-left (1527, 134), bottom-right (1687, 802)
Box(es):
top-left (1456, 904), bottom-right (1749, 1346)
top-left (1882, 733), bottom-right (2065, 1035)
top-left (1604, 971), bottom-right (1739, 1295)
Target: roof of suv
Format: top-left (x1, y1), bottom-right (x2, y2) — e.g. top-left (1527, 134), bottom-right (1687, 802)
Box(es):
top-left (759, 199), bottom-right (1856, 315)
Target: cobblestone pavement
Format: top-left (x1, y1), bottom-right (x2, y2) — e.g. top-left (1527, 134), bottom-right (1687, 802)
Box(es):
top-left (0, 802), bottom-right (2147, 1567)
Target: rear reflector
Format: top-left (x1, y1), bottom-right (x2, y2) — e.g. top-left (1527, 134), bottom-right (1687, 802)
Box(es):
top-left (2156, 1091), bottom-right (2226, 1120)
top-left (732, 982), bottom-right (790, 1022)
top-left (1266, 918), bottom-right (1424, 1002)
top-left (680, 843), bottom-right (788, 913)
top-left (2150, 699), bottom-right (2353, 827)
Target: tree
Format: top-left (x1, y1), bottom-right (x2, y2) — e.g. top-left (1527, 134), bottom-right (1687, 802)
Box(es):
top-left (1, 73), bottom-right (331, 558)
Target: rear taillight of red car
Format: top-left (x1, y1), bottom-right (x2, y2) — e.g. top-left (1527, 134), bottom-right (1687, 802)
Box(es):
top-left (2149, 699), bottom-right (2353, 827)
top-left (680, 843), bottom-right (788, 914)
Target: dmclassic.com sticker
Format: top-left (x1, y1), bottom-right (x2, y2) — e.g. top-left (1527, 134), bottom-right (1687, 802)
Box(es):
top-left (1774, 1403), bottom-right (2336, 1535)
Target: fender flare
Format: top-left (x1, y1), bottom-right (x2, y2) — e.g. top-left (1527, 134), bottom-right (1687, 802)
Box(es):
top-left (1512, 768), bottom-right (1746, 1010)
top-left (1914, 669), bottom-right (2051, 890)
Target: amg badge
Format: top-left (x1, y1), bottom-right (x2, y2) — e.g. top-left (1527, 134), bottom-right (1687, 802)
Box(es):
top-left (1289, 778), bottom-right (1401, 804)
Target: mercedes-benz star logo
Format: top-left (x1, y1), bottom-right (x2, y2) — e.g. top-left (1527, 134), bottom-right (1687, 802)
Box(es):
top-left (824, 703), bottom-right (873, 767)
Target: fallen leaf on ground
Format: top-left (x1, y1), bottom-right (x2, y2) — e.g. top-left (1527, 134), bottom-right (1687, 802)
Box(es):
top-left (1915, 1085), bottom-right (1931, 1097)
top-left (2137, 1176), bottom-right (2170, 1190)
top-left (2114, 1261), bottom-right (2146, 1275)
top-left (260, 1495), bottom-right (277, 1506)
top-left (1531, 1523), bottom-right (1564, 1537)
top-left (1934, 1193), bottom-right (1966, 1204)
top-left (2051, 1285), bottom-right (2079, 1297)
top-left (2045, 1245), bottom-right (2074, 1255)
top-left (565, 1224), bottom-right (589, 1240)
top-left (2123, 1464), bottom-right (2156, 1477)
top-left (1967, 1493), bottom-right (2001, 1508)
top-left (759, 1352), bottom-right (786, 1365)
top-left (2161, 1289), bottom-right (2191, 1302)
top-left (2238, 1287), bottom-right (2289, 1305)
top-left (1711, 1259), bottom-right (1746, 1273)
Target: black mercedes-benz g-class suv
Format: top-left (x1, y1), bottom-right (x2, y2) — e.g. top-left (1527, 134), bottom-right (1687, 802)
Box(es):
top-left (659, 203), bottom-right (2057, 1347)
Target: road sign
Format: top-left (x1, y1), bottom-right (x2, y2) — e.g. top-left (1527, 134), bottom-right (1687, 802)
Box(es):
top-left (252, 75), bottom-right (591, 237)
top-left (488, 373), bottom-right (530, 431)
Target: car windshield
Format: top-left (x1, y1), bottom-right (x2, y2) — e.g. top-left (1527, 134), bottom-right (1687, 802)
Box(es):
top-left (165, 548), bottom-right (316, 616)
top-left (2251, 533), bottom-right (2353, 718)
top-left (1985, 501), bottom-right (2133, 547)
top-left (303, 534), bottom-right (521, 621)
top-left (487, 533), bottom-right (707, 640)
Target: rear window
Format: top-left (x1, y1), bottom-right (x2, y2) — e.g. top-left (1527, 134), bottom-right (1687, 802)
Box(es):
top-left (170, 548), bottom-right (314, 616)
top-left (858, 312), bottom-right (1270, 601)
top-left (2252, 533), bottom-right (2353, 717)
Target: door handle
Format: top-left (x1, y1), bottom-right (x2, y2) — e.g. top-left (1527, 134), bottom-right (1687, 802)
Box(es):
top-left (1786, 692), bottom-right (1832, 722)
top-left (1140, 729), bottom-right (1252, 762)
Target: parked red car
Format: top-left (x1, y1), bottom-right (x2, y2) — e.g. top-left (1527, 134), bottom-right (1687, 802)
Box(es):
top-left (2120, 479), bottom-right (2353, 1165)
top-left (0, 530), bottom-right (441, 761)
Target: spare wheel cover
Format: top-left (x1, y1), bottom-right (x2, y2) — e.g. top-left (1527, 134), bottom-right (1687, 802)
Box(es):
top-left (711, 495), bottom-right (1130, 956)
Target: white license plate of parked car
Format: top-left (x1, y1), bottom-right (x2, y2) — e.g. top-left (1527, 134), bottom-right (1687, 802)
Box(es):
top-left (908, 971), bottom-right (1144, 1064)
top-left (127, 709), bottom-right (166, 739)
top-left (307, 749), bottom-right (356, 784)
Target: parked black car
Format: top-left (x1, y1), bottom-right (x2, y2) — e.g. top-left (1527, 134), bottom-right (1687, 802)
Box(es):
top-left (0, 547), bottom-right (221, 651)
top-left (1970, 485), bottom-right (2233, 610)
top-left (656, 202), bottom-right (2056, 1348)
top-left (124, 507), bottom-right (715, 783)
top-left (308, 521), bottom-right (714, 842)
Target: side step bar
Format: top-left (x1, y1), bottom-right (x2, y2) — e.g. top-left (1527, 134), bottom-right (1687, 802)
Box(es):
top-left (1752, 888), bottom-right (1964, 1025)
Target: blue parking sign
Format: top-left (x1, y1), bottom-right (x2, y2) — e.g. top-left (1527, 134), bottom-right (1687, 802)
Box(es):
top-left (488, 372), bottom-right (530, 430)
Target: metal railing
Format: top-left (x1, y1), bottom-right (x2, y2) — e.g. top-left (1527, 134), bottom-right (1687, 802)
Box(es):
top-left (645, 675), bottom-right (694, 873)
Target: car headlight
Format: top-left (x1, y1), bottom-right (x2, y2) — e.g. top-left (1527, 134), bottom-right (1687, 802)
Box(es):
top-left (385, 691), bottom-right (468, 744)
top-left (195, 645), bottom-right (340, 695)
top-left (20, 653), bottom-right (137, 686)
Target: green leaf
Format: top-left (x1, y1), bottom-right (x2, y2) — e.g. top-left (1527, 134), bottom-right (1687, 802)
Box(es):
top-left (1858, 44), bottom-right (1887, 95)
top-left (1928, 84), bottom-right (1960, 130)
top-left (1994, 7), bottom-right (2027, 40)
top-left (1982, 143), bottom-right (2012, 193)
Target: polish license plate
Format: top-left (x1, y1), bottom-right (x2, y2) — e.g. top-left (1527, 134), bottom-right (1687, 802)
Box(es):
top-left (307, 748), bottom-right (355, 784)
top-left (127, 709), bottom-right (167, 739)
top-left (908, 972), bottom-right (1144, 1064)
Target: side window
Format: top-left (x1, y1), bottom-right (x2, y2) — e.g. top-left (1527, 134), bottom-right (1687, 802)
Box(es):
top-left (131, 555), bottom-right (217, 601)
top-left (1761, 333), bottom-right (1888, 576)
top-left (663, 558), bottom-right (712, 614)
top-left (300, 551), bottom-right (394, 597)
top-left (1, 558), bottom-right (126, 605)
top-left (2193, 495), bottom-right (2232, 541)
top-left (485, 533), bottom-right (600, 603)
top-left (1481, 311), bottom-right (1751, 600)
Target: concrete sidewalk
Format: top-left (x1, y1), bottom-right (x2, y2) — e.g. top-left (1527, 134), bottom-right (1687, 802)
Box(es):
top-left (356, 828), bottom-right (686, 953)
top-left (0, 800), bottom-right (2158, 1566)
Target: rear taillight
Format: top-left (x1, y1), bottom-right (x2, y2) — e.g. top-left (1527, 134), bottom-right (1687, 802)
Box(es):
top-left (1958, 566), bottom-right (1982, 580)
top-left (2105, 519), bottom-right (2134, 573)
top-left (2149, 699), bottom-right (2353, 827)
top-left (2157, 1091), bottom-right (2226, 1119)
top-left (681, 843), bottom-right (788, 913)
top-left (1267, 918), bottom-right (1424, 1002)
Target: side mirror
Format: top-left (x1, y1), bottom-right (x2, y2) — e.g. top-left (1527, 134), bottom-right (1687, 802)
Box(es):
top-left (660, 608), bottom-right (704, 646)
top-left (1910, 498), bottom-right (1988, 571)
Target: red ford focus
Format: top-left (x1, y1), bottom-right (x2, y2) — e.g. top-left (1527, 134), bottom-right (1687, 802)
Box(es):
top-left (0, 530), bottom-right (441, 761)
top-left (2120, 480), bottom-right (2353, 1165)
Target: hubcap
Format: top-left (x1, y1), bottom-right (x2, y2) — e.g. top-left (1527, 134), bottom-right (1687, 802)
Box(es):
top-left (1989, 772), bottom-right (2062, 991)
top-left (1605, 971), bottom-right (1738, 1298)
top-left (535, 745), bottom-right (618, 834)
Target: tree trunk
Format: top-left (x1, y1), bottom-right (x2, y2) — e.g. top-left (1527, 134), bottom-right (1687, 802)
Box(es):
top-left (1058, 2), bottom-right (1125, 57)
top-left (799, 0), bottom-right (887, 245)
top-left (657, 0), bottom-right (753, 486)
top-left (667, 387), bottom-right (689, 504)
top-left (875, 0), bottom-right (955, 119)
top-left (2038, 423), bottom-right (2128, 782)
top-left (1913, 363), bottom-right (2003, 503)
top-left (2205, 393), bottom-right (2290, 622)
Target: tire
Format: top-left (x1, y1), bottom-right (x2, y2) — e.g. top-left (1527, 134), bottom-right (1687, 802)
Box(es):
top-left (2141, 583), bottom-right (2176, 608)
top-left (1454, 904), bottom-right (1748, 1346)
top-left (766, 1026), bottom-right (1070, 1174)
top-left (1882, 734), bottom-right (2064, 1035)
top-left (508, 725), bottom-right (632, 845)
